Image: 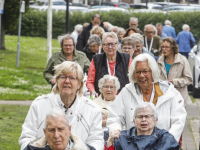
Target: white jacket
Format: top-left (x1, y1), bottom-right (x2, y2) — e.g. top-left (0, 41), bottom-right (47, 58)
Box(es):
top-left (19, 93), bottom-right (104, 150)
top-left (106, 81), bottom-right (187, 142)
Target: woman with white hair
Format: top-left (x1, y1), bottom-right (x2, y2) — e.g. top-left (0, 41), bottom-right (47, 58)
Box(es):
top-left (105, 102), bottom-right (180, 150)
top-left (117, 27), bottom-right (125, 44)
top-left (86, 32), bottom-right (132, 96)
top-left (130, 33), bottom-right (154, 58)
top-left (71, 24), bottom-right (83, 44)
top-left (43, 34), bottom-right (90, 86)
top-left (20, 61), bottom-right (104, 150)
top-left (83, 34), bottom-right (102, 61)
top-left (94, 75), bottom-right (120, 127)
top-left (176, 24), bottom-right (195, 58)
top-left (106, 53), bottom-right (187, 142)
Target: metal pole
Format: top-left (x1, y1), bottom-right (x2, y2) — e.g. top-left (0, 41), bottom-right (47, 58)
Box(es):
top-left (16, 0), bottom-right (22, 67)
top-left (47, 0), bottom-right (52, 62)
top-left (66, 0), bottom-right (69, 33)
top-left (99, 0), bottom-right (102, 15)
top-left (0, 13), bottom-right (1, 50)
top-left (146, 0), bottom-right (148, 9)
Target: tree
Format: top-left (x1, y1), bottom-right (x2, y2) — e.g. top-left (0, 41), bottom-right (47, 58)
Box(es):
top-left (1, 0), bottom-right (30, 50)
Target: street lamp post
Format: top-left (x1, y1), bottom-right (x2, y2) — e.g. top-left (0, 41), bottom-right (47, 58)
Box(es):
top-left (16, 0), bottom-right (25, 67)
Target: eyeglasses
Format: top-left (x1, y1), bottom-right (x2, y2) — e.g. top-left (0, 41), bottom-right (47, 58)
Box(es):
top-left (135, 114), bottom-right (154, 120)
top-left (161, 46), bottom-right (170, 49)
top-left (103, 86), bottom-right (116, 90)
top-left (122, 47), bottom-right (133, 51)
top-left (130, 24), bottom-right (137, 26)
top-left (103, 43), bottom-right (117, 48)
top-left (135, 70), bottom-right (150, 76)
top-left (63, 44), bottom-right (74, 47)
top-left (145, 31), bottom-right (155, 34)
top-left (59, 75), bottom-right (77, 82)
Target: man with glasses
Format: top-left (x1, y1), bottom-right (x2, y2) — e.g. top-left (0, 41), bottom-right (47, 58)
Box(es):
top-left (105, 102), bottom-right (180, 150)
top-left (129, 17), bottom-right (143, 35)
top-left (143, 24), bottom-right (162, 59)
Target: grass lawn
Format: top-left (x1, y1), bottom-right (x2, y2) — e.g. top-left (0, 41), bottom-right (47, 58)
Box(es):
top-left (0, 35), bottom-right (60, 100)
top-left (0, 104), bottom-right (30, 149)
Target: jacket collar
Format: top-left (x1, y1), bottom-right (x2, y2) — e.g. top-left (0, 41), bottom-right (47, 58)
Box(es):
top-left (157, 53), bottom-right (183, 66)
top-left (125, 81), bottom-right (175, 106)
top-left (60, 49), bottom-right (79, 61)
top-left (126, 126), bottom-right (166, 140)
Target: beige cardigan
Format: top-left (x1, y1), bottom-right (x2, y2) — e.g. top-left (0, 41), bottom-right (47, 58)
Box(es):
top-left (28, 132), bottom-right (89, 150)
top-left (93, 94), bottom-right (115, 116)
top-left (157, 53), bottom-right (193, 105)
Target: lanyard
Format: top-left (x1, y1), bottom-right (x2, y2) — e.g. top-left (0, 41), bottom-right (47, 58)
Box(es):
top-left (98, 46), bottom-right (101, 54)
top-left (107, 58), bottom-right (116, 76)
top-left (145, 36), bottom-right (154, 52)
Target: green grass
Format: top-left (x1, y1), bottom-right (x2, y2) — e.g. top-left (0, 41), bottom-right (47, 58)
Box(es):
top-left (0, 35), bottom-right (60, 100)
top-left (0, 105), bottom-right (30, 150)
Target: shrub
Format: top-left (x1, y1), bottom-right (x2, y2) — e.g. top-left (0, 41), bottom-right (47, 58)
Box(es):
top-left (6, 9), bottom-right (200, 42)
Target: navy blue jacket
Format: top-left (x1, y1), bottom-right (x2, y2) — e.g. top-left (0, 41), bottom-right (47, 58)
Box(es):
top-left (114, 126), bottom-right (180, 150)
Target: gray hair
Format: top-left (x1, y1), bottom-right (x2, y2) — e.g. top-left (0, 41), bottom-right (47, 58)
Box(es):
top-left (88, 34), bottom-right (101, 46)
top-left (144, 24), bottom-right (156, 31)
top-left (58, 34), bottom-right (75, 47)
top-left (44, 108), bottom-right (69, 129)
top-left (98, 75), bottom-right (120, 93)
top-left (130, 33), bottom-right (144, 45)
top-left (128, 53), bottom-right (160, 83)
top-left (102, 32), bottom-right (118, 44)
top-left (75, 24), bottom-right (83, 32)
top-left (53, 61), bottom-right (84, 96)
top-left (117, 27), bottom-right (126, 35)
top-left (133, 102), bottom-right (158, 121)
top-left (130, 17), bottom-right (138, 23)
top-left (182, 24), bottom-right (190, 30)
top-left (165, 20), bottom-right (171, 26)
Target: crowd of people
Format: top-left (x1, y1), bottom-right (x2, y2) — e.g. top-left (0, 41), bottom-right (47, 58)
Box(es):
top-left (19, 14), bottom-right (196, 150)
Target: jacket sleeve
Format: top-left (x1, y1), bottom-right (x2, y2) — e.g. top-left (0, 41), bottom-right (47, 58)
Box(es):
top-left (76, 30), bottom-right (86, 51)
top-left (106, 89), bottom-right (126, 132)
top-left (172, 58), bottom-right (193, 88)
top-left (19, 101), bottom-right (40, 150)
top-left (159, 131), bottom-right (180, 150)
top-left (168, 87), bottom-right (187, 142)
top-left (83, 54), bottom-right (91, 74)
top-left (176, 34), bottom-right (179, 44)
top-left (86, 59), bottom-right (96, 92)
top-left (85, 107), bottom-right (104, 150)
top-left (190, 32), bottom-right (195, 46)
top-left (43, 57), bottom-right (55, 83)
top-left (172, 27), bottom-right (176, 39)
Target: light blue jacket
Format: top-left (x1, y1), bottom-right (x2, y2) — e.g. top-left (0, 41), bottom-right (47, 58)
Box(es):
top-left (176, 30), bottom-right (195, 53)
top-left (163, 25), bottom-right (176, 38)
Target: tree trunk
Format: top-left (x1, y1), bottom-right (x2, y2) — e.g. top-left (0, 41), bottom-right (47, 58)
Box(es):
top-left (1, 18), bottom-right (6, 50)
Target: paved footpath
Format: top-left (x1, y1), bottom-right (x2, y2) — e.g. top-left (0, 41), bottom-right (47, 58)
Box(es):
top-left (0, 97), bottom-right (200, 150)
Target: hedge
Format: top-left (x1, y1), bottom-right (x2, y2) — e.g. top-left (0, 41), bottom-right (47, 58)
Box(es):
top-left (7, 9), bottom-right (200, 41)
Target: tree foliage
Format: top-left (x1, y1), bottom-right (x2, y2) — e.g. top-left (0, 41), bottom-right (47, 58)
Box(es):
top-left (1, 0), bottom-right (30, 49)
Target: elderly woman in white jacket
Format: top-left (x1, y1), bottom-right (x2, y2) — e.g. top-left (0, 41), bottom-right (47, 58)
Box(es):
top-left (19, 61), bottom-right (104, 150)
top-left (106, 53), bottom-right (187, 142)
